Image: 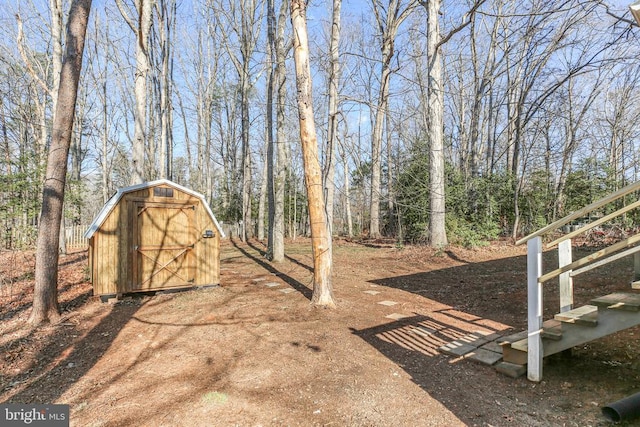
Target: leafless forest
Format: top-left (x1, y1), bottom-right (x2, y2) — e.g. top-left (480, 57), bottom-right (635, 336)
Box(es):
top-left (1, 0), bottom-right (639, 251)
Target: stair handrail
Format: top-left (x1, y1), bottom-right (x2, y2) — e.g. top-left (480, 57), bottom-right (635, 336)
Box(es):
top-left (516, 180), bottom-right (640, 246)
top-left (539, 233), bottom-right (640, 284)
top-left (546, 200), bottom-right (640, 249)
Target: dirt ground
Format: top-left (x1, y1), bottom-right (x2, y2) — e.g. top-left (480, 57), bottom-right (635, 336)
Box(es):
top-left (1, 238), bottom-right (640, 426)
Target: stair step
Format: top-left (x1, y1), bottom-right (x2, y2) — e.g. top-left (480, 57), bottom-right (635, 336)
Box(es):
top-left (498, 330), bottom-right (527, 347)
top-left (554, 305), bottom-right (598, 326)
top-left (501, 294), bottom-right (640, 367)
top-left (591, 292), bottom-right (640, 312)
top-left (498, 320), bottom-right (561, 347)
top-left (540, 319), bottom-right (562, 340)
top-left (500, 319), bottom-right (562, 356)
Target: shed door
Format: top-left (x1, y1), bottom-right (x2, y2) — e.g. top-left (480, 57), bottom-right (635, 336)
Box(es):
top-left (133, 202), bottom-right (196, 290)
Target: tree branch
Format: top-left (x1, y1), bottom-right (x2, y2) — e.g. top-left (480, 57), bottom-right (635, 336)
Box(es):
top-left (435, 0), bottom-right (487, 51)
top-left (115, 0), bottom-right (137, 33)
top-left (15, 14), bottom-right (52, 96)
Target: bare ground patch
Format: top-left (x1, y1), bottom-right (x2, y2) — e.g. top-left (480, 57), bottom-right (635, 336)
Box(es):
top-left (1, 239), bottom-right (639, 426)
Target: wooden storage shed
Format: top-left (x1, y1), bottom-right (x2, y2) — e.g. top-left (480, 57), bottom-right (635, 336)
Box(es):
top-left (84, 179), bottom-right (225, 297)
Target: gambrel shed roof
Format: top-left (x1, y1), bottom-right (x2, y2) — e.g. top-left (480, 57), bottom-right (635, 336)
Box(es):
top-left (84, 179), bottom-right (225, 239)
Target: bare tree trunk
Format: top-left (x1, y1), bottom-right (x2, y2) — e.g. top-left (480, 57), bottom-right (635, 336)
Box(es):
top-left (258, 148), bottom-right (267, 241)
top-left (136, 0), bottom-right (151, 183)
top-left (415, 0), bottom-right (484, 246)
top-left (369, 26), bottom-right (388, 240)
top-left (31, 0), bottom-right (91, 325)
top-left (324, 0), bottom-right (342, 240)
top-left (217, 0), bottom-right (261, 241)
top-left (427, 0), bottom-right (448, 248)
top-left (338, 136), bottom-right (353, 238)
top-left (385, 107), bottom-right (395, 236)
top-left (102, 81), bottom-right (109, 203)
top-left (50, 0), bottom-right (64, 112)
top-left (267, 0), bottom-right (289, 261)
top-left (51, 0), bottom-right (69, 255)
top-left (156, 0), bottom-right (175, 180)
top-left (290, 0), bottom-right (335, 308)
top-left (368, 0), bottom-right (417, 239)
top-left (241, 81), bottom-right (252, 241)
top-left (117, 0), bottom-right (152, 185)
top-left (238, 0), bottom-right (260, 242)
top-left (1, 100), bottom-right (11, 176)
top-left (266, 0), bottom-right (275, 245)
top-left (291, 170), bottom-right (297, 239)
top-left (272, 0), bottom-right (289, 259)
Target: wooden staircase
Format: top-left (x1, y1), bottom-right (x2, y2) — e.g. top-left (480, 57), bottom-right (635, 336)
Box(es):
top-left (501, 291), bottom-right (640, 366)
top-left (514, 180), bottom-right (640, 381)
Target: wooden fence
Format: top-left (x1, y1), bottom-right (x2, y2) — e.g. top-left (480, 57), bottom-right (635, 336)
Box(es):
top-left (64, 224), bottom-right (88, 249)
top-left (0, 224), bottom-right (88, 251)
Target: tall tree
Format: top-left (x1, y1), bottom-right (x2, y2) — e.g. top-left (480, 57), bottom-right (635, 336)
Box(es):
top-left (217, 0), bottom-right (263, 241)
top-left (30, 0), bottom-right (92, 325)
top-left (290, 0), bottom-right (335, 307)
top-left (597, 65), bottom-right (640, 191)
top-left (87, 11), bottom-right (117, 203)
top-left (425, 0), bottom-right (485, 247)
top-left (154, 0), bottom-right (176, 179)
top-left (267, 0), bottom-right (289, 261)
top-left (467, 8), bottom-right (501, 181)
top-left (184, 4), bottom-right (224, 204)
top-left (425, 0), bottom-right (447, 247)
top-left (116, 0), bottom-right (152, 184)
top-left (552, 74), bottom-right (602, 218)
top-left (500, 0), bottom-right (615, 237)
top-left (266, 0), bottom-right (277, 247)
top-left (323, 0), bottom-right (342, 239)
top-left (17, 0), bottom-right (68, 253)
top-left (369, 0), bottom-right (418, 239)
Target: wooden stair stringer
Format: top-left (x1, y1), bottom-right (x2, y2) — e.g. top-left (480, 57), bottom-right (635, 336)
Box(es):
top-left (501, 302), bottom-right (640, 365)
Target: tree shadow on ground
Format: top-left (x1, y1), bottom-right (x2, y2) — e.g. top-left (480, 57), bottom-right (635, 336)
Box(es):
top-left (58, 252), bottom-right (87, 268)
top-left (0, 290), bottom-right (91, 324)
top-left (2, 300), bottom-right (143, 405)
top-left (351, 312), bottom-right (518, 425)
top-left (0, 251), bottom-right (90, 323)
top-left (347, 237), bottom-right (397, 249)
top-left (371, 247), bottom-right (629, 327)
top-left (369, 250), bottom-right (558, 327)
top-left (352, 248), bottom-right (638, 425)
top-left (350, 253), bottom-right (528, 425)
top-left (229, 238), bottom-right (313, 300)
